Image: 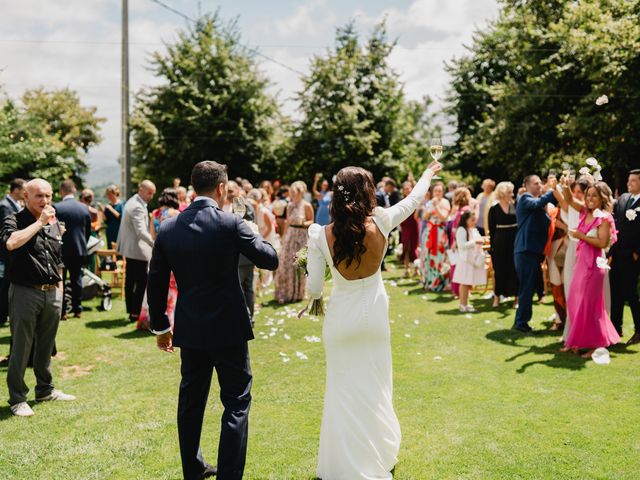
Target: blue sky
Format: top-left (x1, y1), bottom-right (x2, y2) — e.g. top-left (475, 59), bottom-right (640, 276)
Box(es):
top-left (1, 0), bottom-right (499, 184)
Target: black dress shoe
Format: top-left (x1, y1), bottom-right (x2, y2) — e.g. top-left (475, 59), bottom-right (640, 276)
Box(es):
top-left (512, 323), bottom-right (533, 333)
top-left (626, 332), bottom-right (640, 346)
top-left (200, 465), bottom-right (217, 478)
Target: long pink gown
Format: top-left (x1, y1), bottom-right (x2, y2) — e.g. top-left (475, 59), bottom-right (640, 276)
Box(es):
top-left (565, 210), bottom-right (620, 349)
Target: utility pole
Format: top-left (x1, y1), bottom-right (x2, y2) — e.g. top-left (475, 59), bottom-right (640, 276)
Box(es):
top-left (121, 0), bottom-right (131, 198)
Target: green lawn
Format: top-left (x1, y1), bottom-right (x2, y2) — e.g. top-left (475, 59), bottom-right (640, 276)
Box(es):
top-left (1, 266), bottom-right (639, 479)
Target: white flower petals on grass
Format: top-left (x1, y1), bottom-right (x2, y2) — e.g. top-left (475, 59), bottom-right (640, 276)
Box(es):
top-left (304, 335), bottom-right (321, 343)
top-left (414, 319), bottom-right (420, 325)
top-left (283, 333), bottom-right (291, 340)
top-left (404, 333), bottom-right (411, 338)
top-left (295, 351), bottom-right (308, 360)
top-left (433, 356), bottom-right (442, 361)
top-left (595, 95), bottom-right (609, 106)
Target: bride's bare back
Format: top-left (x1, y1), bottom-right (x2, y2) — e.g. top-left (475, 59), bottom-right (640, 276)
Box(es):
top-left (325, 218), bottom-right (387, 280)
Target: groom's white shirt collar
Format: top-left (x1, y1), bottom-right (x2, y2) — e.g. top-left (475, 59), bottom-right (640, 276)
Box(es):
top-left (194, 196), bottom-right (218, 208)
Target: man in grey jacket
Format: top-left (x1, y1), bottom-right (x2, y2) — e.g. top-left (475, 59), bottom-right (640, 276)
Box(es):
top-left (117, 180), bottom-right (156, 322)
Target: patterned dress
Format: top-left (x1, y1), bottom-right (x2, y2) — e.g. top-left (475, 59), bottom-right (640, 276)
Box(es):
top-left (419, 201), bottom-right (449, 291)
top-left (275, 201), bottom-right (309, 303)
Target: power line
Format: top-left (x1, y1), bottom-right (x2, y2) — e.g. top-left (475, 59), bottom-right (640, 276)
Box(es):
top-left (149, 0), bottom-right (195, 23)
top-left (147, 0), bottom-right (305, 76)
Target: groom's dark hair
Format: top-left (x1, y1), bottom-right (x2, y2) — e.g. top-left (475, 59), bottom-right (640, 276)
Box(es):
top-left (191, 161), bottom-right (228, 194)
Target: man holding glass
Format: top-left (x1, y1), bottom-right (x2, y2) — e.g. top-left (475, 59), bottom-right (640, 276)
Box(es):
top-left (0, 179), bottom-right (76, 417)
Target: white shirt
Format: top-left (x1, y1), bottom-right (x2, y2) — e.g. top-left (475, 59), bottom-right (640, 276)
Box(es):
top-left (194, 196), bottom-right (218, 207)
top-left (63, 194), bottom-right (75, 201)
top-left (630, 194), bottom-right (640, 205)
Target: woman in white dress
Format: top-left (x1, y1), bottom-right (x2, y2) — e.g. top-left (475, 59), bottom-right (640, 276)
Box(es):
top-left (555, 176), bottom-right (591, 340)
top-left (452, 210), bottom-right (487, 312)
top-left (306, 161), bottom-right (442, 480)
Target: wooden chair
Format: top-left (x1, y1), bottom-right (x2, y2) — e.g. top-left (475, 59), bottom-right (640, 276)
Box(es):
top-left (96, 248), bottom-right (126, 297)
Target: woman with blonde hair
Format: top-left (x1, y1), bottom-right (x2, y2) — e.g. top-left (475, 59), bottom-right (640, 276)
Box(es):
top-left (488, 181), bottom-right (519, 307)
top-left (274, 181), bottom-right (314, 303)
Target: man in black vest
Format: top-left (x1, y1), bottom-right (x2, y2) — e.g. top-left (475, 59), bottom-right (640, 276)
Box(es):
top-left (610, 169), bottom-right (640, 344)
top-left (148, 161), bottom-right (278, 480)
top-left (0, 178), bottom-right (25, 328)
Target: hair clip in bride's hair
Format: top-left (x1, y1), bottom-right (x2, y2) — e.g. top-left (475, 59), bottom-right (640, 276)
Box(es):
top-left (337, 184), bottom-right (351, 201)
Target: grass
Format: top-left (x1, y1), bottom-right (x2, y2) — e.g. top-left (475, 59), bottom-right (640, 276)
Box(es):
top-left (1, 264), bottom-right (639, 479)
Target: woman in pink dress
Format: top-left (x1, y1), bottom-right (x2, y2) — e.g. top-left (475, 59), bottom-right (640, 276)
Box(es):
top-left (563, 181), bottom-right (620, 357)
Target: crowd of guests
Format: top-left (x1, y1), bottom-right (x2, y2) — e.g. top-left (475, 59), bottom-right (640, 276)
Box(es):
top-left (0, 165), bottom-right (638, 416)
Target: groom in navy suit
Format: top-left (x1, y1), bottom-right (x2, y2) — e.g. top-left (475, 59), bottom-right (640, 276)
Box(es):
top-left (513, 174), bottom-right (558, 332)
top-left (147, 161), bottom-right (278, 480)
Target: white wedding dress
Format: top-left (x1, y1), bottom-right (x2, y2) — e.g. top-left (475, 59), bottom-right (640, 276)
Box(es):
top-left (307, 170), bottom-right (434, 480)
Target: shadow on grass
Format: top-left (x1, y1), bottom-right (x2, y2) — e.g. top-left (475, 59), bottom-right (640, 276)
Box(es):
top-left (85, 318), bottom-right (130, 330)
top-left (0, 335), bottom-right (10, 345)
top-left (114, 329), bottom-right (152, 340)
top-left (0, 405), bottom-right (15, 421)
top-left (485, 328), bottom-right (591, 372)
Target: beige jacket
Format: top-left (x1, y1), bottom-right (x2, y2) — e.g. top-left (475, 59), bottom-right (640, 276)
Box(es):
top-left (116, 194), bottom-right (153, 261)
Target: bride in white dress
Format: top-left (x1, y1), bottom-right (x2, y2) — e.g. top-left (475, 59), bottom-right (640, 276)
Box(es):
top-left (306, 161), bottom-right (442, 479)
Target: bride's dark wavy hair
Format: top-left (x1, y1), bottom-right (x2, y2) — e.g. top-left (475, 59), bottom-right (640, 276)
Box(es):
top-left (330, 167), bottom-right (377, 269)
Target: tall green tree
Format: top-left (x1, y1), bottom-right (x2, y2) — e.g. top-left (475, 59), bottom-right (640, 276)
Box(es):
top-left (0, 88), bottom-right (104, 189)
top-left (447, 0), bottom-right (640, 191)
top-left (130, 14), bottom-right (281, 188)
top-left (290, 21), bottom-right (440, 183)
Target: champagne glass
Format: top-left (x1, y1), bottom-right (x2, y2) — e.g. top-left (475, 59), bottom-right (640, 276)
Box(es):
top-left (232, 197), bottom-right (246, 218)
top-left (548, 168), bottom-right (557, 180)
top-left (430, 137), bottom-right (443, 179)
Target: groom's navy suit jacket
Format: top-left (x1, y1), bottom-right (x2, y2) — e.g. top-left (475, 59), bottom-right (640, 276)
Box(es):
top-left (147, 198), bottom-right (278, 350)
top-left (514, 190), bottom-right (557, 256)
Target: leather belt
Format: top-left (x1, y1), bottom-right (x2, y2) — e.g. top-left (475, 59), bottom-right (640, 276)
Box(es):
top-left (496, 224), bottom-right (517, 229)
top-left (28, 284), bottom-right (58, 292)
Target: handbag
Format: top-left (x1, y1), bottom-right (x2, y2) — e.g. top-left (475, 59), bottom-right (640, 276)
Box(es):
top-left (473, 250), bottom-right (486, 268)
top-left (554, 240), bottom-right (568, 269)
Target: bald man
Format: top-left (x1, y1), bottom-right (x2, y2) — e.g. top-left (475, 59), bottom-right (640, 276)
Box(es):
top-left (0, 179), bottom-right (76, 417)
top-left (117, 180), bottom-right (156, 322)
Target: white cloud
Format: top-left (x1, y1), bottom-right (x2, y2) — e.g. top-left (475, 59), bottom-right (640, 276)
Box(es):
top-left (1, 0), bottom-right (499, 181)
top-left (274, 0), bottom-right (336, 38)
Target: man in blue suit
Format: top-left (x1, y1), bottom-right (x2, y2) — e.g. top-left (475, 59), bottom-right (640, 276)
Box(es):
top-left (513, 174), bottom-right (558, 332)
top-left (54, 180), bottom-right (91, 318)
top-left (148, 161), bottom-right (278, 480)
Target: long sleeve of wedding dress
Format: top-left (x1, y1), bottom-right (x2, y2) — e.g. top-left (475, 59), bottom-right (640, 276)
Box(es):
top-left (307, 224), bottom-right (325, 300)
top-left (374, 170), bottom-right (434, 236)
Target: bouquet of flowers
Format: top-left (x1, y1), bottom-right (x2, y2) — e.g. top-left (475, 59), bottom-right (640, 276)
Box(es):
top-left (272, 199), bottom-right (288, 217)
top-left (294, 246), bottom-right (330, 318)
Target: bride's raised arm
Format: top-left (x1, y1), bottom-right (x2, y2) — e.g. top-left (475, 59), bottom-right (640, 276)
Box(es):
top-left (377, 161), bottom-right (442, 234)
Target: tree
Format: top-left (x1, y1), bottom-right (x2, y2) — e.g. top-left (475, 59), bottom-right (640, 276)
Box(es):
top-left (130, 14), bottom-right (281, 188)
top-left (447, 0), bottom-right (640, 191)
top-left (290, 21), bottom-right (440, 183)
top-left (0, 88), bottom-right (104, 189)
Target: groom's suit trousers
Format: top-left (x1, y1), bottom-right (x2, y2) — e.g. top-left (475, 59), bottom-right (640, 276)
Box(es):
top-left (178, 343), bottom-right (252, 480)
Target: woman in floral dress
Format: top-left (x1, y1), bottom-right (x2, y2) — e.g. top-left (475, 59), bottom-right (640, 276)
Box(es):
top-left (419, 182), bottom-right (450, 291)
top-left (274, 181), bottom-right (315, 303)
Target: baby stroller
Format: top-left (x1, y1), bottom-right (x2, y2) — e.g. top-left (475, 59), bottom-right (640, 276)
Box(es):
top-left (64, 236), bottom-right (113, 313)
